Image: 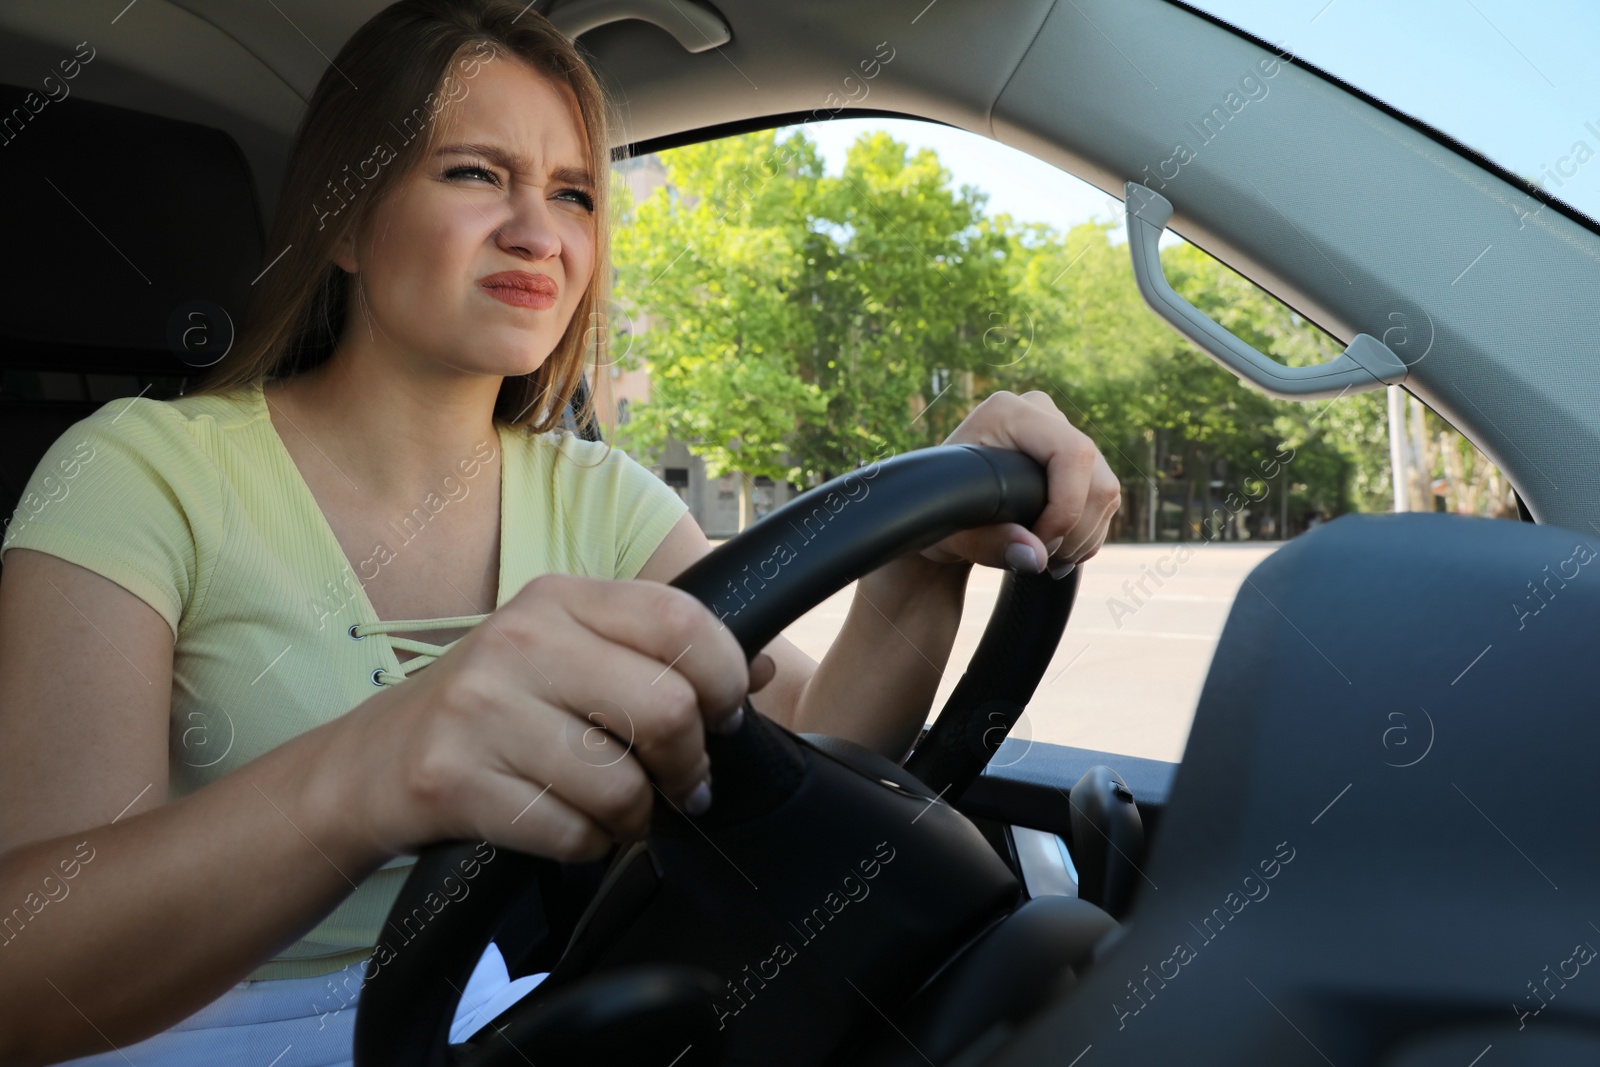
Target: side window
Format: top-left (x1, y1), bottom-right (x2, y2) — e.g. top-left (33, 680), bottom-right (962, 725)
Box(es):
top-left (606, 118), bottom-right (1515, 763)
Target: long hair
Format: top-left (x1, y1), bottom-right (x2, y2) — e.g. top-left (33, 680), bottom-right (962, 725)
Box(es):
top-left (189, 0), bottom-right (617, 441)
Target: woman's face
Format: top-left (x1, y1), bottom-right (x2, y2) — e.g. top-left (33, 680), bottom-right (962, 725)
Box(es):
top-left (334, 56), bottom-right (597, 380)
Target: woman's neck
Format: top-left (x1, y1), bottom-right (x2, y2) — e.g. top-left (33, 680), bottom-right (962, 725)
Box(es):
top-left (263, 354), bottom-right (504, 505)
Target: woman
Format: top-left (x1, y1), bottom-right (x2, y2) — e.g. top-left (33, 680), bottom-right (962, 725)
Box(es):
top-left (0, 1), bottom-right (1120, 1063)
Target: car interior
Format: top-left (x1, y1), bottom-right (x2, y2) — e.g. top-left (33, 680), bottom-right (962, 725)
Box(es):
top-left (3, 0), bottom-right (1599, 1064)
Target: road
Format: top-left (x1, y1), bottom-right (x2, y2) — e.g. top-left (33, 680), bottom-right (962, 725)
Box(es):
top-left (747, 540), bottom-right (1285, 765)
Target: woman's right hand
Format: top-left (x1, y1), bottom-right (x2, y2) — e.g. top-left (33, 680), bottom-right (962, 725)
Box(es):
top-left (313, 573), bottom-right (769, 864)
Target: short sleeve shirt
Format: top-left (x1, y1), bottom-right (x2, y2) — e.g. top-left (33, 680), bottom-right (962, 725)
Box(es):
top-left (0, 379), bottom-right (689, 980)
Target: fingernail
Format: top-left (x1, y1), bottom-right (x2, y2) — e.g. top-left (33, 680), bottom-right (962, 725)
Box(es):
top-left (1048, 558), bottom-right (1077, 580)
top-left (713, 704), bottom-right (745, 736)
top-left (684, 778), bottom-right (713, 815)
top-left (749, 652), bottom-right (775, 691)
top-left (1005, 542), bottom-right (1044, 573)
top-left (1044, 535), bottom-right (1065, 555)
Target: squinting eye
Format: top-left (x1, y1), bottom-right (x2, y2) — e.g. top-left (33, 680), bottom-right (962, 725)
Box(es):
top-left (444, 164), bottom-right (497, 184)
top-left (560, 189), bottom-right (596, 212)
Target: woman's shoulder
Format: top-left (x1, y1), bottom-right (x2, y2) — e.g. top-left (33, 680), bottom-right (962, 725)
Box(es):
top-left (508, 425), bottom-right (677, 507)
top-left (157, 380), bottom-right (267, 430)
top-left (502, 425), bottom-right (687, 581)
top-left (516, 425), bottom-right (624, 470)
top-left (32, 383), bottom-right (269, 502)
top-left (1, 384), bottom-right (257, 634)
top-left (76, 381), bottom-right (263, 441)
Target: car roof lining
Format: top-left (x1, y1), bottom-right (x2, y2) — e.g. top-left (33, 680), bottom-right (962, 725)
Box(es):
top-left (1158, 0), bottom-right (1600, 242)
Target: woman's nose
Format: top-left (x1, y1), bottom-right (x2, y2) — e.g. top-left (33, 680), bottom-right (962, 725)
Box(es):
top-left (493, 194), bottom-right (563, 260)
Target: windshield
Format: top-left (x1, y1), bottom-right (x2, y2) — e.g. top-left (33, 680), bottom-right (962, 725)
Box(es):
top-left (613, 116), bottom-right (1518, 766)
top-left (1178, 0), bottom-right (1600, 224)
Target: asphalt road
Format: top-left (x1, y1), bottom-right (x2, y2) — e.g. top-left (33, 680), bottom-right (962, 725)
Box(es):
top-left (760, 541), bottom-right (1285, 765)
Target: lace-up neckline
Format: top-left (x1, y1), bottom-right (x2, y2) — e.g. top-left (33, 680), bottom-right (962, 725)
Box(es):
top-left (353, 615), bottom-right (493, 685)
top-left (255, 377), bottom-right (512, 689)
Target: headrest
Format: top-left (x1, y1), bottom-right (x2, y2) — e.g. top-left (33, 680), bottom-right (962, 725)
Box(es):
top-left (1017, 511), bottom-right (1600, 1056)
top-left (0, 81), bottom-right (263, 374)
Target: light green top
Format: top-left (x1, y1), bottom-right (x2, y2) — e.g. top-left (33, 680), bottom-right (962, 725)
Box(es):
top-left (0, 378), bottom-right (688, 981)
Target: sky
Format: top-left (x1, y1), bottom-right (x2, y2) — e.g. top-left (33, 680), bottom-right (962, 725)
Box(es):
top-left (789, 0), bottom-right (1600, 232)
top-left (795, 116), bottom-right (1127, 240)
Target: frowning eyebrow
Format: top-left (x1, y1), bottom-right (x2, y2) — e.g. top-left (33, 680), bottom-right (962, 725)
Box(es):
top-left (434, 142), bottom-right (594, 189)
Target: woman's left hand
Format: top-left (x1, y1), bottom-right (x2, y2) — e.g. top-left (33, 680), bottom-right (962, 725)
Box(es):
top-left (917, 390), bottom-right (1121, 576)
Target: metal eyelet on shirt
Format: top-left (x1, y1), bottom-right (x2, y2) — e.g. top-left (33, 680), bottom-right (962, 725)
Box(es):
top-left (348, 623), bottom-right (365, 641)
top-left (370, 667), bottom-right (385, 686)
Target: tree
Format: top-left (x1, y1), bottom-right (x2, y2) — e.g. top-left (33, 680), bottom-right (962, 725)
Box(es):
top-left (614, 128), bottom-right (1019, 521)
top-left (789, 131), bottom-right (1014, 478)
top-left (611, 130), bottom-right (830, 526)
top-left (612, 126), bottom-right (1510, 537)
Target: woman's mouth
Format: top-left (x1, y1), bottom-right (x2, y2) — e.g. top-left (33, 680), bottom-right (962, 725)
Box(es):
top-left (478, 270), bottom-right (557, 310)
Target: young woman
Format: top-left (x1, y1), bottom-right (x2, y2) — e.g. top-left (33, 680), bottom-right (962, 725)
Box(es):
top-left (0, 1), bottom-right (1119, 1063)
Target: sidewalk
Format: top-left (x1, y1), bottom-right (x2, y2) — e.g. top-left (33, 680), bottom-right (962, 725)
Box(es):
top-left (716, 541), bottom-right (1286, 764)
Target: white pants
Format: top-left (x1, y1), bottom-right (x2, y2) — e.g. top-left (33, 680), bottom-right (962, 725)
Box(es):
top-left (56, 942), bottom-right (546, 1066)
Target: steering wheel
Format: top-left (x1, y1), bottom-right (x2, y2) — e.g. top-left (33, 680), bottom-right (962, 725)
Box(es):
top-left (353, 444), bottom-right (1104, 1067)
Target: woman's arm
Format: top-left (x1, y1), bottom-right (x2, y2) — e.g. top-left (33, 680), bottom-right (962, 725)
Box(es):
top-left (0, 550), bottom-right (754, 1066)
top-left (632, 390), bottom-right (1121, 764)
top-left (784, 552), bottom-right (972, 761)
top-left (0, 550), bottom-right (389, 1065)
top-left (0, 716), bottom-right (384, 1066)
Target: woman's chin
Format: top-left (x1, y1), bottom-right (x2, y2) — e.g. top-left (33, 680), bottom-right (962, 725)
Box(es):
top-left (468, 352), bottom-right (553, 379)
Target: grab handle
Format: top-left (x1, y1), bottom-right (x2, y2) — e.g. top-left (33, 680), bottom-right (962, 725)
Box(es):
top-left (546, 0), bottom-right (731, 52)
top-left (1124, 181), bottom-right (1406, 401)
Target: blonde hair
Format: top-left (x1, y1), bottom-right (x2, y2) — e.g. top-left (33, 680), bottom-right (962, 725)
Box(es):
top-left (190, 0), bottom-right (618, 444)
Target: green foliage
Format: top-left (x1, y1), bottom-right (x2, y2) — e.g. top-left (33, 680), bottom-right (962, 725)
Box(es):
top-left (611, 126), bottom-right (1502, 535)
top-left (613, 128), bottom-right (1016, 487)
top-left (610, 131), bottom-right (829, 485)
top-left (792, 131), bottom-right (1014, 476)
top-left (985, 225), bottom-right (1382, 531)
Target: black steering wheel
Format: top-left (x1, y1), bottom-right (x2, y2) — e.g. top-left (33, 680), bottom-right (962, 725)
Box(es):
top-left (353, 444), bottom-right (1104, 1067)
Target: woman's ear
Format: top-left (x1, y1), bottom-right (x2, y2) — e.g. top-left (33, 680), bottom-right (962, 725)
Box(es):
top-left (331, 230), bottom-right (359, 274)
